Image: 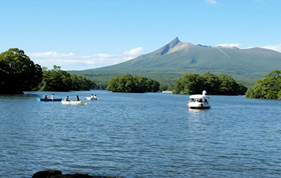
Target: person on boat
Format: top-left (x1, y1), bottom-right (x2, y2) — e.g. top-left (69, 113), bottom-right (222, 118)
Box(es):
top-left (76, 95), bottom-right (80, 101)
top-left (64, 96), bottom-right (70, 101)
top-left (92, 94), bottom-right (98, 98)
top-left (204, 98), bottom-right (208, 105)
top-left (44, 94), bottom-right (47, 99)
top-left (50, 94), bottom-right (54, 101)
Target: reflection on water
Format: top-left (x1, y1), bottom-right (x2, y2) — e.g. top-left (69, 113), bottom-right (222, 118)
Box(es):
top-left (188, 108), bottom-right (208, 117)
top-left (1, 92), bottom-right (281, 177)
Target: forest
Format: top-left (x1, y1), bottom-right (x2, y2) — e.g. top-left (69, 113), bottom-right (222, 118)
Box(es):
top-left (173, 72), bottom-right (247, 95)
top-left (0, 48), bottom-right (96, 94)
top-left (106, 74), bottom-right (160, 93)
top-left (0, 48), bottom-right (42, 94)
top-left (40, 65), bottom-right (96, 91)
top-left (246, 70), bottom-right (281, 99)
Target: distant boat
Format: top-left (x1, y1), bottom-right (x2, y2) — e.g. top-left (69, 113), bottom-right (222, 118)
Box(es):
top-left (61, 100), bottom-right (87, 106)
top-left (86, 96), bottom-right (98, 100)
top-left (37, 98), bottom-right (62, 102)
top-left (162, 91), bottom-right (173, 94)
top-left (187, 90), bottom-right (210, 109)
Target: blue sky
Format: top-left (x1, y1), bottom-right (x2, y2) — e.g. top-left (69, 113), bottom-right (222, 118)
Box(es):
top-left (0, 0), bottom-right (281, 70)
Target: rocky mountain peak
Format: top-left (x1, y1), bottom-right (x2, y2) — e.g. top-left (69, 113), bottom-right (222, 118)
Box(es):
top-left (168, 37), bottom-right (181, 48)
top-left (138, 37), bottom-right (182, 59)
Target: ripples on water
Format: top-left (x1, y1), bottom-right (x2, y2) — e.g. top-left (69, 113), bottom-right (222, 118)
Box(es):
top-left (1, 91), bottom-right (281, 177)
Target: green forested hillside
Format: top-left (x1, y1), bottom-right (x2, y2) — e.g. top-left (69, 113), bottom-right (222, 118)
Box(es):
top-left (70, 38), bottom-right (281, 88)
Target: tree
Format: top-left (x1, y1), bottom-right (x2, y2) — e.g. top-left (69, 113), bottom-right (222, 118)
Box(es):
top-left (246, 70), bottom-right (281, 99)
top-left (40, 66), bottom-right (96, 91)
top-left (173, 73), bottom-right (206, 94)
top-left (218, 74), bottom-right (240, 95)
top-left (202, 72), bottom-right (221, 95)
top-left (40, 66), bottom-right (71, 91)
top-left (107, 77), bottom-right (119, 92)
top-left (173, 72), bottom-right (247, 95)
top-left (70, 74), bottom-right (96, 90)
top-left (106, 74), bottom-right (160, 93)
top-left (0, 48), bottom-right (42, 94)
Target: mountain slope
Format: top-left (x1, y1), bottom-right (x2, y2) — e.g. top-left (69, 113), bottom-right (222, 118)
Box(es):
top-left (72, 38), bottom-right (281, 87)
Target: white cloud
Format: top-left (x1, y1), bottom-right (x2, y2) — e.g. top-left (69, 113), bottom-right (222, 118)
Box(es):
top-left (123, 47), bottom-right (143, 56)
top-left (30, 52), bottom-right (75, 57)
top-left (206, 0), bottom-right (217, 4)
top-left (28, 47), bottom-right (144, 70)
top-left (216, 43), bottom-right (240, 48)
top-left (262, 44), bottom-right (281, 53)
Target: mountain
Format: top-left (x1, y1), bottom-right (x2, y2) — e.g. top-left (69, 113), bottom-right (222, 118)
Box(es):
top-left (71, 37), bottom-right (281, 87)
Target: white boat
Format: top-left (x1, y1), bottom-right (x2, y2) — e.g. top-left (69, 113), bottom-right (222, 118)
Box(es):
top-left (86, 96), bottom-right (98, 100)
top-left (61, 100), bottom-right (87, 106)
top-left (187, 90), bottom-right (210, 109)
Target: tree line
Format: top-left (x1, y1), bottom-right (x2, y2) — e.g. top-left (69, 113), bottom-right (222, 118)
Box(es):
top-left (40, 65), bottom-right (96, 91)
top-left (0, 48), bottom-right (96, 94)
top-left (106, 74), bottom-right (160, 93)
top-left (173, 72), bottom-right (247, 95)
top-left (8, 48), bottom-right (278, 97)
top-left (245, 70), bottom-right (281, 99)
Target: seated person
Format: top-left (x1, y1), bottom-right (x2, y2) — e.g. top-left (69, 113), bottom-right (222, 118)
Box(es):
top-left (64, 96), bottom-right (70, 101)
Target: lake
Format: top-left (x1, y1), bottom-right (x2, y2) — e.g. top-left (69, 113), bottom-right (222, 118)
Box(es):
top-left (1, 91), bottom-right (281, 177)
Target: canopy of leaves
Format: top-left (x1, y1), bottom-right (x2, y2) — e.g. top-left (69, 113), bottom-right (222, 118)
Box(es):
top-left (40, 65), bottom-right (96, 91)
top-left (106, 74), bottom-right (160, 93)
top-left (246, 70), bottom-right (281, 99)
top-left (173, 72), bottom-right (247, 95)
top-left (0, 48), bottom-right (43, 94)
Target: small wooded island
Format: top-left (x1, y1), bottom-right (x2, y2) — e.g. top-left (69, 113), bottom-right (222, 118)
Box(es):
top-left (106, 74), bottom-right (160, 93)
top-left (173, 72), bottom-right (247, 95)
top-left (245, 70), bottom-right (281, 99)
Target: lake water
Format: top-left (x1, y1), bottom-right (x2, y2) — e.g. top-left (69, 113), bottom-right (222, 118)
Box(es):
top-left (1, 91), bottom-right (281, 177)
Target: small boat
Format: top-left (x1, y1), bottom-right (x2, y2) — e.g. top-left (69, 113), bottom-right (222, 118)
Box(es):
top-left (187, 90), bottom-right (210, 109)
top-left (61, 100), bottom-right (87, 106)
top-left (86, 94), bottom-right (98, 100)
top-left (86, 96), bottom-right (98, 100)
top-left (37, 98), bottom-right (62, 102)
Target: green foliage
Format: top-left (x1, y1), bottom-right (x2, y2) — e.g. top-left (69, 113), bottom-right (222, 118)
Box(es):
top-left (40, 65), bottom-right (71, 91)
top-left (173, 73), bottom-right (206, 94)
top-left (40, 66), bottom-right (96, 91)
top-left (106, 74), bottom-right (160, 93)
top-left (246, 70), bottom-right (281, 99)
top-left (218, 74), bottom-right (241, 95)
top-left (202, 72), bottom-right (221, 94)
top-left (173, 72), bottom-right (247, 95)
top-left (0, 48), bottom-right (43, 94)
top-left (70, 74), bottom-right (96, 91)
top-left (167, 84), bottom-right (175, 91)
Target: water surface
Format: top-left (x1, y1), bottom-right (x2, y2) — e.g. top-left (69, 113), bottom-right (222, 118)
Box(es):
top-left (1, 91), bottom-right (281, 177)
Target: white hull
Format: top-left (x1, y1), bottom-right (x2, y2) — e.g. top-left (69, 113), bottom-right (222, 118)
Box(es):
top-left (86, 97), bottom-right (98, 100)
top-left (188, 90), bottom-right (210, 109)
top-left (61, 100), bottom-right (87, 105)
top-left (188, 102), bottom-right (210, 109)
